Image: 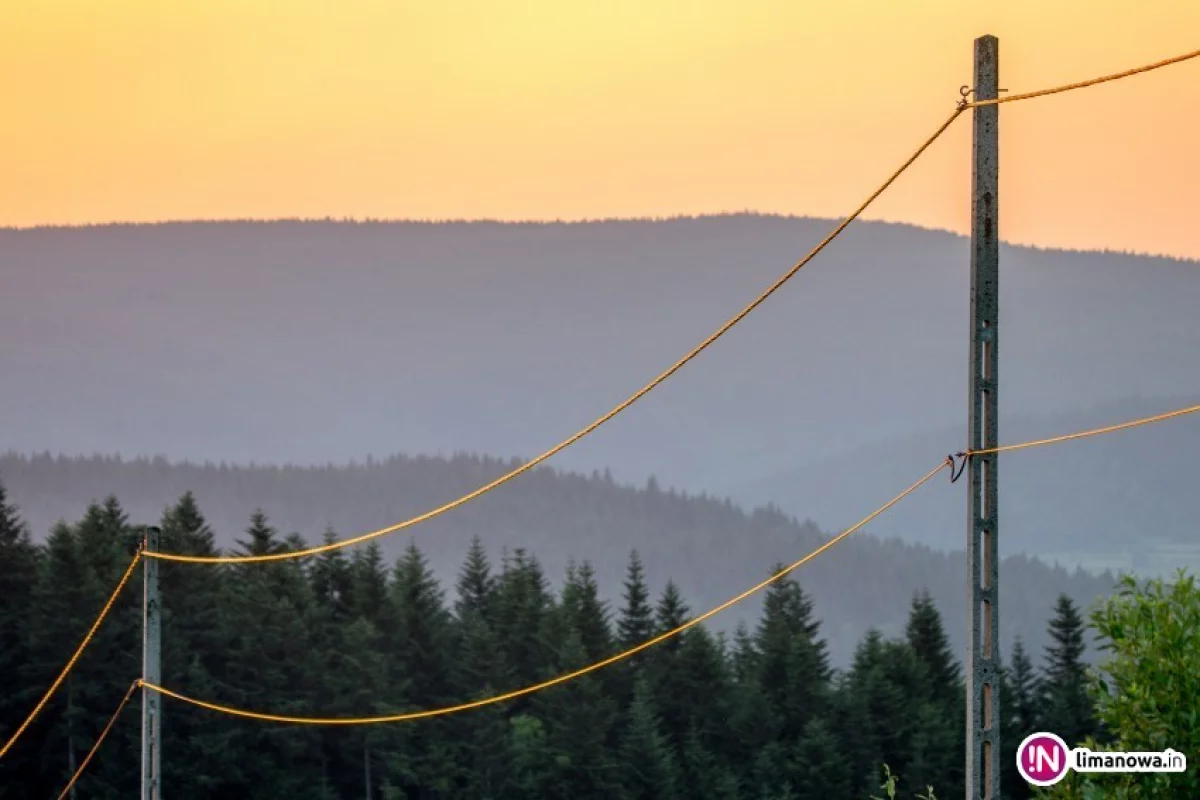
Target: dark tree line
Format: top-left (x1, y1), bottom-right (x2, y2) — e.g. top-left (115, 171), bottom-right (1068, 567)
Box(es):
top-left (0, 484), bottom-right (1099, 799)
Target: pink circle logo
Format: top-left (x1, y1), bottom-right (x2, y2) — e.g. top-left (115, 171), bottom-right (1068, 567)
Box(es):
top-left (1016, 732), bottom-right (1071, 786)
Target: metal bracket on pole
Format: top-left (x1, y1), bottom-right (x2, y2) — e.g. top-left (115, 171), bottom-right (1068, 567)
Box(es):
top-left (966, 34), bottom-right (1001, 800)
top-left (141, 526), bottom-right (162, 800)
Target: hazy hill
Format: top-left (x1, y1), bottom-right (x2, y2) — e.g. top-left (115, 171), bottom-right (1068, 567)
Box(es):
top-left (731, 394), bottom-right (1200, 575)
top-left (0, 450), bottom-right (1114, 668)
top-left (3, 215), bottom-right (1198, 561)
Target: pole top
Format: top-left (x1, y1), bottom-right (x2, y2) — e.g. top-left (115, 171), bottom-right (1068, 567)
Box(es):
top-left (142, 525), bottom-right (161, 552)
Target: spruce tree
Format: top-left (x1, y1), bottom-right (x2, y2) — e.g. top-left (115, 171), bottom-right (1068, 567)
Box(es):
top-left (335, 618), bottom-right (389, 800)
top-left (875, 638), bottom-right (936, 796)
top-left (671, 625), bottom-right (734, 748)
top-left (753, 569), bottom-right (831, 747)
top-left (65, 498), bottom-right (141, 798)
top-left (452, 539), bottom-right (506, 692)
top-left (620, 675), bottom-right (679, 800)
top-left (158, 493), bottom-right (231, 799)
top-left (218, 514), bottom-right (323, 799)
top-left (905, 590), bottom-right (960, 694)
top-left (617, 550), bottom-right (653, 647)
top-left (307, 529), bottom-right (362, 798)
top-left (790, 717), bottom-right (851, 799)
top-left (533, 627), bottom-right (620, 799)
top-left (1000, 636), bottom-right (1040, 799)
top-left (0, 481), bottom-right (41, 796)
top-left (386, 542), bottom-right (457, 797)
top-left (454, 536), bottom-right (495, 621)
top-left (1008, 638), bottom-right (1040, 733)
top-left (160, 491), bottom-right (216, 556)
top-left (1040, 594), bottom-right (1097, 747)
top-left (348, 541), bottom-right (390, 628)
top-left (235, 509), bottom-right (283, 556)
top-left (830, 668), bottom-right (876, 798)
top-left (904, 590), bottom-right (964, 795)
top-left (492, 549), bottom-right (555, 691)
top-left (24, 523), bottom-right (89, 798)
top-left (836, 630), bottom-right (923, 798)
top-left (729, 623), bottom-right (756, 684)
top-left (391, 541), bottom-right (455, 700)
top-left (679, 726), bottom-right (742, 800)
top-left (646, 581), bottom-right (694, 751)
top-left (508, 714), bottom-right (552, 797)
top-left (310, 528), bottom-right (352, 621)
top-left (726, 622), bottom-right (771, 778)
top-left (654, 582), bottom-right (689, 639)
top-left (450, 540), bottom-right (513, 798)
top-left (613, 549), bottom-right (657, 739)
top-left (560, 560), bottom-right (613, 663)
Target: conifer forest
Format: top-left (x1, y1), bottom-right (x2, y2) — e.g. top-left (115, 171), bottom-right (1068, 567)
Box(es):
top-left (1, 480), bottom-right (1149, 800)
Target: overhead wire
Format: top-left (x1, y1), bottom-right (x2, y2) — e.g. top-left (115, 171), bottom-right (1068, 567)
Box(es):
top-left (0, 548), bottom-right (142, 760)
top-left (54, 680), bottom-right (139, 800)
top-left (140, 46), bottom-right (1200, 568)
top-left (965, 47), bottom-right (1200, 108)
top-left (139, 458), bottom-right (952, 724)
top-left (145, 47), bottom-right (1200, 568)
top-left (963, 402), bottom-right (1200, 457)
top-left (143, 107), bottom-right (968, 565)
top-left (140, 395), bottom-right (1200, 724)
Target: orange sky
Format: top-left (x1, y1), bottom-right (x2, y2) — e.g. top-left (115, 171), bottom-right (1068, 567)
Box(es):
top-left (5, 0), bottom-right (1199, 259)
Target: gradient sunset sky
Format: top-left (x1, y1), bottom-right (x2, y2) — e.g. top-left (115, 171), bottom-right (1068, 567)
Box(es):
top-left (6, 1), bottom-right (1199, 259)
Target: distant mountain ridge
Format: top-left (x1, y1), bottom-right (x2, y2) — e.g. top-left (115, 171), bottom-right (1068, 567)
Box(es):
top-left (3, 215), bottom-right (1197, 561)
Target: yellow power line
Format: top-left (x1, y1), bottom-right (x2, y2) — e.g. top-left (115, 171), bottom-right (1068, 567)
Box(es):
top-left (54, 680), bottom-right (139, 800)
top-left (140, 458), bottom-right (951, 724)
top-left (966, 47), bottom-right (1200, 108)
top-left (145, 45), bottom-right (1200, 568)
top-left (144, 108), bottom-right (966, 566)
top-left (143, 396), bottom-right (1200, 724)
top-left (0, 549), bottom-right (142, 760)
top-left (964, 402), bottom-right (1200, 457)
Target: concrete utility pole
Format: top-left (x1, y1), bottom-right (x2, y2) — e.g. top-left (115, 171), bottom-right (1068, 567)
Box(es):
top-left (141, 526), bottom-right (162, 800)
top-left (966, 34), bottom-right (1000, 800)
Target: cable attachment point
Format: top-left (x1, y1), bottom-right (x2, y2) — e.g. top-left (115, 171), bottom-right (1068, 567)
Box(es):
top-left (949, 452), bottom-right (970, 483)
top-left (957, 85), bottom-right (973, 109)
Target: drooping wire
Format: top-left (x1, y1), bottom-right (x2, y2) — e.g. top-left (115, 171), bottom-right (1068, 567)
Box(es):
top-left (144, 395), bottom-right (1200, 722)
top-left (0, 549), bottom-right (143, 760)
top-left (142, 45), bottom-right (1200, 568)
top-left (140, 458), bottom-right (951, 723)
top-left (53, 680), bottom-right (140, 800)
top-left (957, 401), bottom-right (1200, 459)
top-left (145, 109), bottom-right (967, 566)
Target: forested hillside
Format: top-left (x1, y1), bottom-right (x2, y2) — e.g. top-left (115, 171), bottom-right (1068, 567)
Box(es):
top-left (0, 483), bottom-right (1104, 799)
top-left (0, 453), bottom-right (1114, 668)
